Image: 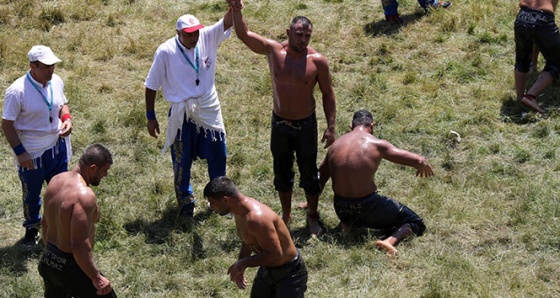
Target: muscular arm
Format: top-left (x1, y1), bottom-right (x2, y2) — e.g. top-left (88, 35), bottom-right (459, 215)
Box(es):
top-left (228, 218), bottom-right (283, 288)
top-left (230, 5), bottom-right (274, 55)
top-left (316, 55), bottom-right (336, 147)
top-left (70, 192), bottom-right (112, 294)
top-left (378, 140), bottom-right (433, 177)
top-left (1, 119), bottom-right (33, 169)
top-left (145, 88), bottom-right (160, 138)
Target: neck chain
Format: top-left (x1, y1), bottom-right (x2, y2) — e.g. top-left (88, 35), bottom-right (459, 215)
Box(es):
top-left (176, 38), bottom-right (200, 86)
top-left (26, 72), bottom-right (54, 123)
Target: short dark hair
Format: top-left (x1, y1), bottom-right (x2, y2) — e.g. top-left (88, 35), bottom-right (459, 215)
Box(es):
top-left (204, 176), bottom-right (239, 199)
top-left (79, 144), bottom-right (113, 167)
top-left (291, 16), bottom-right (312, 30)
top-left (352, 110), bottom-right (374, 128)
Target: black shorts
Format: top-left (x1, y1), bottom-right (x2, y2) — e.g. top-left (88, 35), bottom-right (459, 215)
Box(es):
top-left (334, 192), bottom-right (426, 236)
top-left (250, 250), bottom-right (308, 298)
top-left (514, 6), bottom-right (560, 77)
top-left (270, 113), bottom-right (320, 195)
top-left (38, 243), bottom-right (117, 298)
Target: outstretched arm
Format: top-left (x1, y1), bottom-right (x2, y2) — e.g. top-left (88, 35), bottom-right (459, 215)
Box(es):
top-left (378, 140), bottom-right (433, 177)
top-left (227, 0), bottom-right (274, 55)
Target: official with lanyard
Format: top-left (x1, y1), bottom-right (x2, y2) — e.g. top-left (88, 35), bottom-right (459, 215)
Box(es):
top-left (2, 45), bottom-right (73, 247)
top-left (144, 11), bottom-right (233, 217)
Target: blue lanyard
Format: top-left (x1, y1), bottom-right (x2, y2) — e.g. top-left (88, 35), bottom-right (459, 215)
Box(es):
top-left (175, 38), bottom-right (200, 85)
top-left (26, 72), bottom-right (54, 122)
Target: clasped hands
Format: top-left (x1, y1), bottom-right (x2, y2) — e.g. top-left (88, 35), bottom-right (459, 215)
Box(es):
top-left (226, 0), bottom-right (244, 11)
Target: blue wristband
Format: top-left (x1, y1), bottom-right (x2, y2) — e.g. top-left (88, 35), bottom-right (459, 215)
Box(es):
top-left (13, 144), bottom-right (26, 156)
top-left (146, 110), bottom-right (156, 120)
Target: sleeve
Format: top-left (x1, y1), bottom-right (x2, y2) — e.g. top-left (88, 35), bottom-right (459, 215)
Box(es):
top-left (2, 85), bottom-right (22, 121)
top-left (144, 48), bottom-right (166, 91)
top-left (205, 18), bottom-right (232, 45)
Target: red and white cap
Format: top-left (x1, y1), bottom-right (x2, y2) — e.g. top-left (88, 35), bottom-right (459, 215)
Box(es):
top-left (176, 14), bottom-right (204, 33)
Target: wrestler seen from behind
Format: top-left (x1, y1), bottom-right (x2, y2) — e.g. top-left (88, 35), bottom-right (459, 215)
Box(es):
top-left (227, 0), bottom-right (336, 237)
top-left (38, 144), bottom-right (116, 297)
top-left (319, 110), bottom-right (433, 256)
top-left (204, 176), bottom-right (308, 297)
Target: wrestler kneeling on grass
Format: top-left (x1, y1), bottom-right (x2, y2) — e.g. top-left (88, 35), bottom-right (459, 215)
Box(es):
top-left (318, 110), bottom-right (433, 256)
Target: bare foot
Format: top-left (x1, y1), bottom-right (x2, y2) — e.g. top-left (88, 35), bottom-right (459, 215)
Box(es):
top-left (296, 201), bottom-right (308, 209)
top-left (521, 95), bottom-right (545, 113)
top-left (307, 213), bottom-right (322, 237)
top-left (375, 240), bottom-right (399, 257)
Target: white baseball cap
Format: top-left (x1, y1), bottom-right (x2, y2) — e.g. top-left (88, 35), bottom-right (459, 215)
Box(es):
top-left (176, 14), bottom-right (204, 33)
top-left (28, 45), bottom-right (61, 65)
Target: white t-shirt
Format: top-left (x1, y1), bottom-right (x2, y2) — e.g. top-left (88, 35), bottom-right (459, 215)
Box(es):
top-left (3, 72), bottom-right (68, 157)
top-left (145, 18), bottom-right (232, 102)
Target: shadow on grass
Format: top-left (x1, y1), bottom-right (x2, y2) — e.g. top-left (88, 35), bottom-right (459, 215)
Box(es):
top-left (500, 93), bottom-right (560, 125)
top-left (364, 12), bottom-right (426, 37)
top-left (123, 206), bottom-right (214, 244)
top-left (0, 241), bottom-right (43, 276)
top-left (291, 221), bottom-right (388, 249)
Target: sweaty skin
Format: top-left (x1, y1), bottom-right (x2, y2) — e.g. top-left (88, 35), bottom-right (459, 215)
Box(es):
top-left (519, 0), bottom-right (557, 13)
top-left (228, 1), bottom-right (335, 236)
top-left (320, 124), bottom-right (432, 199)
top-left (319, 121), bottom-right (432, 256)
top-left (42, 163), bottom-right (112, 295)
top-left (229, 4), bottom-right (335, 147)
top-left (207, 193), bottom-right (298, 289)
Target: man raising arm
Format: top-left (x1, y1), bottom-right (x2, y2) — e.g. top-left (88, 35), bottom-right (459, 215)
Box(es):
top-left (227, 0), bottom-right (336, 236)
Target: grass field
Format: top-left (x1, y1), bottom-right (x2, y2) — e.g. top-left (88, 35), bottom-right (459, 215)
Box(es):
top-left (1, 0), bottom-right (560, 297)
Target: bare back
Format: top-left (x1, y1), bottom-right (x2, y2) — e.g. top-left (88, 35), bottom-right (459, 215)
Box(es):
top-left (42, 170), bottom-right (99, 253)
top-left (268, 42), bottom-right (326, 120)
top-left (325, 131), bottom-right (381, 198)
top-left (324, 127), bottom-right (430, 199)
top-left (519, 0), bottom-right (558, 13)
top-left (235, 197), bottom-right (297, 267)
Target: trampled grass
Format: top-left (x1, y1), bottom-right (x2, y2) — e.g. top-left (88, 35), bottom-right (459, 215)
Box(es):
top-left (2, 0), bottom-right (560, 297)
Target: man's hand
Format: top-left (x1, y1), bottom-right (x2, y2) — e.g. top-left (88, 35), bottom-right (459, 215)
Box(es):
top-left (227, 260), bottom-right (247, 289)
top-left (59, 119), bottom-right (72, 137)
top-left (147, 119), bottom-right (160, 139)
top-left (227, 0), bottom-right (244, 10)
top-left (416, 164), bottom-right (434, 178)
top-left (93, 274), bottom-right (113, 295)
top-left (17, 152), bottom-right (34, 170)
top-left (321, 127), bottom-right (335, 148)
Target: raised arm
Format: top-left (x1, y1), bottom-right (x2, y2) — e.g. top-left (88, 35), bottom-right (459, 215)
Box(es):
top-left (228, 0), bottom-right (275, 55)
